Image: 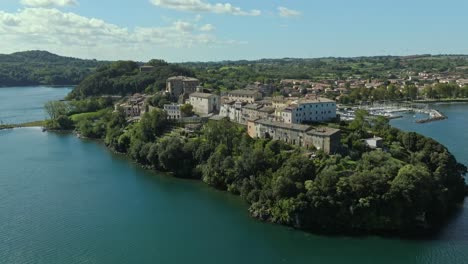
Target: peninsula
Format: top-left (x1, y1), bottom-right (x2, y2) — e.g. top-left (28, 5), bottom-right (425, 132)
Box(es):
top-left (39, 58), bottom-right (467, 235)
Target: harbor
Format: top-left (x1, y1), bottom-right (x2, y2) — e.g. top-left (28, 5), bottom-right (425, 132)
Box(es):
top-left (338, 102), bottom-right (447, 124)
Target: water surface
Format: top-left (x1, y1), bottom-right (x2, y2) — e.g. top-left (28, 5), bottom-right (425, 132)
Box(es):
top-left (0, 86), bottom-right (72, 124)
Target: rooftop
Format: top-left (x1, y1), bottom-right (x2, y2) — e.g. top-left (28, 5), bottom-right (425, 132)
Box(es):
top-left (298, 97), bottom-right (336, 104)
top-left (190, 92), bottom-right (217, 99)
top-left (244, 103), bottom-right (262, 110)
top-left (167, 76), bottom-right (199, 82)
top-left (255, 119), bottom-right (312, 132)
top-left (307, 127), bottom-right (341, 137)
top-left (227, 89), bottom-right (260, 96)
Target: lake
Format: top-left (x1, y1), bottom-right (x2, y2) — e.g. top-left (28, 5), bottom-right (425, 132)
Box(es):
top-left (0, 86), bottom-right (72, 124)
top-left (0, 88), bottom-right (467, 263)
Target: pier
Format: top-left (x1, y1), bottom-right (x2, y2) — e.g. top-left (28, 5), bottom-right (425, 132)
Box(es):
top-left (416, 109), bottom-right (447, 124)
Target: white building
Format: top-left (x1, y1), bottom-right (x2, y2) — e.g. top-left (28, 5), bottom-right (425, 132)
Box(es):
top-left (220, 101), bottom-right (244, 123)
top-left (164, 104), bottom-right (182, 120)
top-left (189, 92), bottom-right (220, 115)
top-left (364, 137), bottom-right (384, 149)
top-left (280, 98), bottom-right (336, 124)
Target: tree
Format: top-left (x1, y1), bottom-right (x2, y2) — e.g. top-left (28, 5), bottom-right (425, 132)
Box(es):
top-left (180, 104), bottom-right (194, 117)
top-left (139, 109), bottom-right (169, 141)
top-left (44, 101), bottom-right (70, 120)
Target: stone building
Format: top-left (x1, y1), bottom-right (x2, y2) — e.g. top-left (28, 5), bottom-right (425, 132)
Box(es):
top-left (115, 93), bottom-right (149, 118)
top-left (226, 89), bottom-right (262, 103)
top-left (166, 76), bottom-right (199, 99)
top-left (241, 104), bottom-right (275, 124)
top-left (189, 92), bottom-right (220, 115)
top-left (247, 119), bottom-right (341, 154)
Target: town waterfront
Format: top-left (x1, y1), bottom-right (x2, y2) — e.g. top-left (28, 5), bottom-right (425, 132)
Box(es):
top-left (0, 86), bottom-right (72, 124)
top-left (0, 88), bottom-right (467, 263)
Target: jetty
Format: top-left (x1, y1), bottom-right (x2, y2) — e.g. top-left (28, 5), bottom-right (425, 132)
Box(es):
top-left (416, 109), bottom-right (447, 124)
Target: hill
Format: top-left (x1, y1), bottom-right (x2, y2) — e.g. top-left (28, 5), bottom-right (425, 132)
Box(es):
top-left (67, 59), bottom-right (194, 99)
top-left (0, 50), bottom-right (108, 86)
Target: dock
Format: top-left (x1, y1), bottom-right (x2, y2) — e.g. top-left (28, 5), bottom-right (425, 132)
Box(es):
top-left (416, 110), bottom-right (447, 124)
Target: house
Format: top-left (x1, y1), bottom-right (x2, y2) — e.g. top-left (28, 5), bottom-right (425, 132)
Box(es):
top-left (247, 119), bottom-right (341, 154)
top-left (166, 76), bottom-right (199, 99)
top-left (272, 96), bottom-right (297, 109)
top-left (164, 104), bottom-right (182, 120)
top-left (277, 97), bottom-right (337, 124)
top-left (189, 92), bottom-right (220, 115)
top-left (220, 101), bottom-right (245, 123)
top-left (364, 136), bottom-right (384, 149)
top-left (115, 93), bottom-right (149, 118)
top-left (226, 89), bottom-right (262, 103)
top-left (456, 79), bottom-right (468, 87)
top-left (240, 104), bottom-right (275, 124)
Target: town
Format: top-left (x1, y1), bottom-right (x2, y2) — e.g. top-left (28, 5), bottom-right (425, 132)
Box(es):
top-left (115, 74), bottom-right (342, 154)
top-left (114, 62), bottom-right (468, 154)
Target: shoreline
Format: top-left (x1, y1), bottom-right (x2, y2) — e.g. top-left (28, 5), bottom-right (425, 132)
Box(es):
top-left (0, 120), bottom-right (46, 131)
top-left (0, 84), bottom-right (77, 88)
top-left (4, 125), bottom-right (467, 239)
top-left (414, 99), bottom-right (468, 103)
top-left (70, 128), bottom-right (468, 239)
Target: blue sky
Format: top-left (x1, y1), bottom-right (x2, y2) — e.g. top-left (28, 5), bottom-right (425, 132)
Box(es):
top-left (0, 0), bottom-right (467, 62)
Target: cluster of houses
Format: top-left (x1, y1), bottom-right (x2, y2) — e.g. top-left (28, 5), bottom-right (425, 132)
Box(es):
top-left (115, 76), bottom-right (342, 154)
top-left (114, 93), bottom-right (152, 120)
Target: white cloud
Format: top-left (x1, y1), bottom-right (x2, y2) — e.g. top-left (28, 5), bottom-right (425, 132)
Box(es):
top-left (194, 14), bottom-right (203, 21)
top-left (278, 6), bottom-right (301, 17)
top-left (173, 20), bottom-right (195, 32)
top-left (199, 23), bottom-right (214, 32)
top-left (0, 8), bottom-right (240, 60)
top-left (150, 0), bottom-right (261, 16)
top-left (20, 0), bottom-right (78, 7)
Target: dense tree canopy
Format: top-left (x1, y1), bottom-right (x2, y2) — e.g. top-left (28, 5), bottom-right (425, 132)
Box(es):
top-left (67, 60), bottom-right (194, 99)
top-left (0, 50), bottom-right (107, 86)
top-left (70, 108), bottom-right (467, 234)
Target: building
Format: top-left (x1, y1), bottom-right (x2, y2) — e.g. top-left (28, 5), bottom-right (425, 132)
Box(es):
top-left (139, 65), bottom-right (155, 72)
top-left (247, 119), bottom-right (341, 154)
top-left (364, 137), bottom-right (384, 149)
top-left (166, 76), bottom-right (199, 99)
top-left (240, 104), bottom-right (275, 124)
top-left (164, 104), bottom-right (182, 120)
top-left (115, 93), bottom-right (149, 118)
top-left (226, 89), bottom-right (262, 103)
top-left (280, 97), bottom-right (336, 124)
top-left (220, 101), bottom-right (244, 124)
top-left (189, 92), bottom-right (220, 115)
top-left (272, 96), bottom-right (296, 109)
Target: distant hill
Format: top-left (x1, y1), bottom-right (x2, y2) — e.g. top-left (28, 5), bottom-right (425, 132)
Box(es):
top-left (181, 55), bottom-right (468, 91)
top-left (67, 60), bottom-right (194, 99)
top-left (0, 50), bottom-right (108, 86)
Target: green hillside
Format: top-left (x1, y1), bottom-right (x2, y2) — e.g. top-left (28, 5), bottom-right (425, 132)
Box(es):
top-left (0, 50), bottom-right (107, 86)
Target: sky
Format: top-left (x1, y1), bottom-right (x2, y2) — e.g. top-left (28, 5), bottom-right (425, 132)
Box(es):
top-left (0, 0), bottom-right (467, 62)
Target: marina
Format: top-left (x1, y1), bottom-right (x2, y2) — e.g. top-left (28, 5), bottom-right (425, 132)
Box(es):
top-left (338, 102), bottom-right (447, 124)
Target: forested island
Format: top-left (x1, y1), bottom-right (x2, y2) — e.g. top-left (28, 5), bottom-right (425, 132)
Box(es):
top-left (39, 58), bottom-right (468, 235)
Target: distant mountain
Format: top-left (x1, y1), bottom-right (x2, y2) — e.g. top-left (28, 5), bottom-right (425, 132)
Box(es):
top-left (0, 50), bottom-right (109, 87)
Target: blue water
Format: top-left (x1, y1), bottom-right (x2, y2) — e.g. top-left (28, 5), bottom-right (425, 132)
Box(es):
top-left (0, 86), bottom-right (72, 124)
